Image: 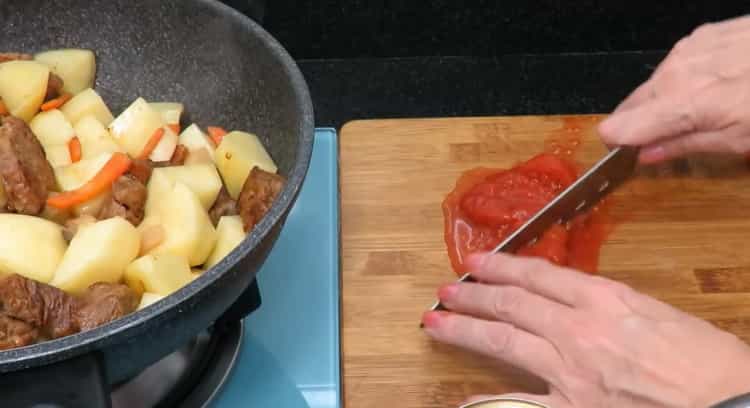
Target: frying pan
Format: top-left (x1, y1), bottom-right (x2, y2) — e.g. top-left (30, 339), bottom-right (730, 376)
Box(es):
top-left (0, 0), bottom-right (314, 405)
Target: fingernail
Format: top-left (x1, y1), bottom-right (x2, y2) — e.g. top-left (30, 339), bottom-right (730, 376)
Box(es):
top-left (421, 311), bottom-right (444, 329)
top-left (639, 145), bottom-right (666, 163)
top-left (438, 283), bottom-right (459, 301)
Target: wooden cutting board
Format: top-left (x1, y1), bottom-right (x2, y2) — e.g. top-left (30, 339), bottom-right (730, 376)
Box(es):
top-left (339, 115), bottom-right (750, 408)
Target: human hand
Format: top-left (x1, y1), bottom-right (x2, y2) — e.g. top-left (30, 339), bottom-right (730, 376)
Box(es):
top-left (598, 15), bottom-right (750, 164)
top-left (422, 253), bottom-right (750, 407)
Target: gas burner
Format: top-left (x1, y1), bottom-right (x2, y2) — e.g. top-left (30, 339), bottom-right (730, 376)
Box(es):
top-left (111, 320), bottom-right (243, 408)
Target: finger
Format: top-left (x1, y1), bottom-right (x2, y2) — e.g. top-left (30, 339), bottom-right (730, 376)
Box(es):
top-left (438, 282), bottom-right (575, 339)
top-left (466, 252), bottom-right (605, 307)
top-left (460, 393), bottom-right (566, 408)
top-left (422, 311), bottom-right (565, 383)
top-left (597, 89), bottom-right (717, 147)
top-left (639, 125), bottom-right (747, 164)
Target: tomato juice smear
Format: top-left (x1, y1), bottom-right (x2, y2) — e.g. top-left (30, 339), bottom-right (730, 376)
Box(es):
top-left (442, 116), bottom-right (615, 276)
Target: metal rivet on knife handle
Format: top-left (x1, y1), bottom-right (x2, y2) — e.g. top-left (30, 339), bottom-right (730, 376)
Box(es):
top-left (598, 180), bottom-right (610, 192)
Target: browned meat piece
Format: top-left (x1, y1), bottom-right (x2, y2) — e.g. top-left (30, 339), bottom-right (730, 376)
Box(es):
top-left (112, 176), bottom-right (148, 211)
top-left (150, 160), bottom-right (171, 168)
top-left (169, 144), bottom-right (189, 166)
top-left (0, 177), bottom-right (6, 210)
top-left (128, 158), bottom-right (152, 184)
top-left (209, 186), bottom-right (238, 226)
top-left (0, 314), bottom-right (39, 350)
top-left (75, 283), bottom-right (138, 331)
top-left (45, 73), bottom-right (65, 100)
top-left (0, 53), bottom-right (32, 63)
top-left (0, 116), bottom-right (56, 214)
top-left (41, 201), bottom-right (73, 225)
top-left (98, 175), bottom-right (147, 226)
top-left (0, 274), bottom-right (78, 339)
top-left (237, 167), bottom-right (285, 232)
top-left (0, 276), bottom-right (140, 350)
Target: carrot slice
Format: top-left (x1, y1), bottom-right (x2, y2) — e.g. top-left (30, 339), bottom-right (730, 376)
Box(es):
top-left (68, 136), bottom-right (82, 163)
top-left (47, 152), bottom-right (132, 209)
top-left (40, 93), bottom-right (73, 112)
top-left (137, 127), bottom-right (166, 160)
top-left (207, 126), bottom-right (227, 146)
top-left (0, 99), bottom-right (7, 115)
top-left (167, 123), bottom-right (181, 134)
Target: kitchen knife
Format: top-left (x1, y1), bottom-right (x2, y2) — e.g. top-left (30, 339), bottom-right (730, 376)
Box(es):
top-left (426, 145), bottom-right (640, 314)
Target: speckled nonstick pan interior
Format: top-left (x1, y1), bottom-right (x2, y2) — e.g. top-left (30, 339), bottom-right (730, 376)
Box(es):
top-left (0, 0), bottom-right (313, 405)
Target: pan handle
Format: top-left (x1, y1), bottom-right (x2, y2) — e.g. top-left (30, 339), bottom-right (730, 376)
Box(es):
top-left (215, 277), bottom-right (262, 330)
top-left (0, 352), bottom-right (110, 408)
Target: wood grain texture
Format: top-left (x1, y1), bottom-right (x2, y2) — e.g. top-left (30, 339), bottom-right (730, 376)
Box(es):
top-left (339, 115), bottom-right (750, 407)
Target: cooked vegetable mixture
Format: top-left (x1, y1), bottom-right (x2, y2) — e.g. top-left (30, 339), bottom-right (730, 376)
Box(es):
top-left (0, 49), bottom-right (285, 350)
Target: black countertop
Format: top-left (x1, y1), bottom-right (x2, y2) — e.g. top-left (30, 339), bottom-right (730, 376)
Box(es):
top-left (298, 51), bottom-right (666, 128)
top-left (220, 0), bottom-right (746, 128)
top-left (261, 1), bottom-right (747, 58)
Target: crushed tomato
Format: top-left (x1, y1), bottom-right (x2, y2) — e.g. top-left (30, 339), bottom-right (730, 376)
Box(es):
top-left (442, 153), bottom-right (613, 275)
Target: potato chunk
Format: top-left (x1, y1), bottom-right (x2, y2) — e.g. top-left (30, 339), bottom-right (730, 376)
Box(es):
top-left (204, 215), bottom-right (246, 269)
top-left (145, 164), bottom-right (223, 213)
top-left (29, 110), bottom-right (76, 167)
top-left (44, 144), bottom-right (72, 167)
top-left (74, 115), bottom-right (123, 159)
top-left (148, 126), bottom-right (178, 162)
top-left (51, 217), bottom-right (140, 294)
top-left (139, 182), bottom-right (217, 266)
top-left (178, 124), bottom-right (215, 161)
top-left (184, 148), bottom-right (213, 166)
top-left (0, 214), bottom-right (66, 283)
top-left (0, 61), bottom-right (50, 122)
top-left (149, 102), bottom-right (183, 126)
top-left (125, 253), bottom-right (193, 297)
top-left (29, 109), bottom-right (75, 147)
top-left (53, 153), bottom-right (115, 217)
top-left (137, 292), bottom-right (165, 310)
top-left (214, 131), bottom-right (277, 199)
top-left (54, 152), bottom-right (113, 191)
top-left (34, 49), bottom-right (96, 95)
top-left (108, 97), bottom-right (164, 157)
top-left (60, 88), bottom-right (114, 126)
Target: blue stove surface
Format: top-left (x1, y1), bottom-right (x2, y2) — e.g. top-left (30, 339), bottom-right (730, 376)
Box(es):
top-left (210, 129), bottom-right (341, 408)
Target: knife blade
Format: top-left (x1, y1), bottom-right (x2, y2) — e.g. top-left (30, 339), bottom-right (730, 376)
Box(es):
top-left (426, 145), bottom-right (640, 314)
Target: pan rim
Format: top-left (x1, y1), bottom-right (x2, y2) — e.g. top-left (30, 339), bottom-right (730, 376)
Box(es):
top-left (0, 0), bottom-right (315, 372)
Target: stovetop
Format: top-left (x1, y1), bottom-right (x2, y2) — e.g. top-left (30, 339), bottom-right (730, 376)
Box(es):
top-left (210, 128), bottom-right (341, 408)
top-left (107, 128), bottom-right (340, 408)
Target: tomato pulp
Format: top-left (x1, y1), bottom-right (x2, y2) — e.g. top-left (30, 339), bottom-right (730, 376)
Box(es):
top-left (442, 153), bottom-right (613, 275)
